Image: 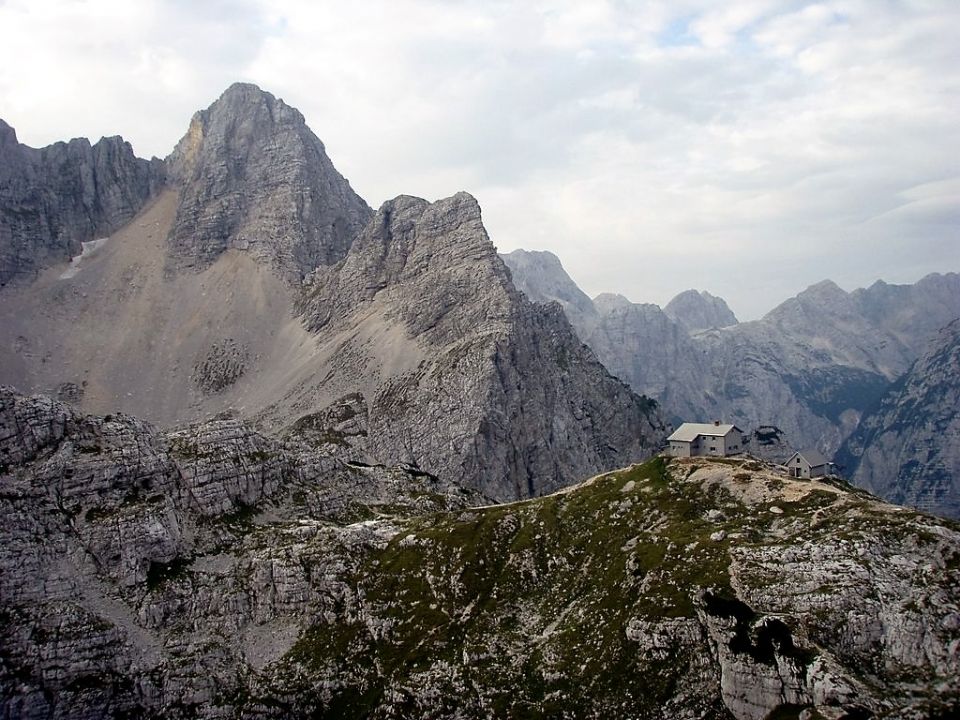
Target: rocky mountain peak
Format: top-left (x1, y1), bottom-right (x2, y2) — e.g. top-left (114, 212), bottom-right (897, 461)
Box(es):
top-left (592, 292), bottom-right (634, 313)
top-left (763, 278), bottom-right (859, 329)
top-left (664, 288), bottom-right (738, 332)
top-left (793, 278), bottom-right (851, 308)
top-left (0, 119), bottom-right (17, 150)
top-left (167, 83), bottom-right (302, 181)
top-left (504, 248), bottom-right (564, 271)
top-left (296, 192), bottom-right (664, 500)
top-left (851, 272), bottom-right (960, 355)
top-left (166, 82), bottom-right (372, 280)
top-left (301, 191), bottom-right (514, 340)
top-left (329, 191), bottom-right (500, 300)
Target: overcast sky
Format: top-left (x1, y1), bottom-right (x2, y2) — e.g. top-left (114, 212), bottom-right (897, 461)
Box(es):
top-left (1, 0), bottom-right (957, 319)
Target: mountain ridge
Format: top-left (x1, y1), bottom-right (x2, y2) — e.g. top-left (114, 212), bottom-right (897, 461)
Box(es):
top-left (664, 288), bottom-right (738, 332)
top-left (0, 83), bottom-right (666, 501)
top-left (838, 319), bottom-right (960, 518)
top-left (502, 249), bottom-right (960, 516)
top-left (165, 82), bottom-right (373, 281)
top-left (1, 385), bottom-right (956, 718)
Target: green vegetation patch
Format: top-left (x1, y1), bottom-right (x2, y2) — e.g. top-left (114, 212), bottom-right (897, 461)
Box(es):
top-left (278, 456), bottom-right (768, 716)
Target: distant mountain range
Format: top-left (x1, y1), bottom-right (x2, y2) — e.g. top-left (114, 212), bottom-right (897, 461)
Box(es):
top-left (502, 249), bottom-right (960, 517)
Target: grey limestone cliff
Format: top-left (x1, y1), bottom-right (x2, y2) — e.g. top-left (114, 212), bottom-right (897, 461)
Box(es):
top-left (296, 193), bottom-right (665, 500)
top-left (0, 119), bottom-right (164, 286)
top-left (588, 293), bottom-right (714, 424)
top-left (838, 319), bottom-right (960, 519)
top-left (0, 86), bottom-right (664, 505)
top-left (166, 82), bottom-right (372, 280)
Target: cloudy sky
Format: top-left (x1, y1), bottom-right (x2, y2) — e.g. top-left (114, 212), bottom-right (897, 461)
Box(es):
top-left (1, 0), bottom-right (957, 318)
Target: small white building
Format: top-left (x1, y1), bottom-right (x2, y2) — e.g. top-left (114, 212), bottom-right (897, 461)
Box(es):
top-left (785, 449), bottom-right (832, 479)
top-left (666, 422), bottom-right (746, 457)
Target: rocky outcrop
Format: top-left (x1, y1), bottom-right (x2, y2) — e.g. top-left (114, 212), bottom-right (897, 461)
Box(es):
top-left (0, 119), bottom-right (164, 286)
top-left (838, 319), bottom-right (960, 519)
top-left (744, 425), bottom-right (794, 464)
top-left (166, 83), bottom-right (372, 280)
top-left (297, 193), bottom-right (665, 500)
top-left (191, 338), bottom-right (249, 394)
top-left (2, 402), bottom-right (956, 719)
top-left (664, 288), bottom-right (738, 332)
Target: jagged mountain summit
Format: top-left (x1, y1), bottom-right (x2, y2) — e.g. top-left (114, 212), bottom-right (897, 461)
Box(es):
top-left (166, 82), bottom-right (372, 280)
top-left (664, 288), bottom-right (739, 332)
top-left (0, 118), bottom-right (165, 286)
top-left (0, 83), bottom-right (664, 500)
top-left (838, 319), bottom-right (960, 519)
top-left (287, 192), bottom-right (664, 500)
top-left (1, 389), bottom-right (957, 718)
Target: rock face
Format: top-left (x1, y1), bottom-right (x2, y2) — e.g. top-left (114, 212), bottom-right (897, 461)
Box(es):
top-left (852, 273), bottom-right (960, 357)
top-left (838, 319), bottom-right (960, 519)
top-left (0, 386), bottom-right (480, 716)
top-left (587, 293), bottom-right (713, 424)
top-left (0, 118), bottom-right (164, 286)
top-left (295, 194), bottom-right (665, 500)
top-left (2, 393), bottom-right (957, 719)
top-left (744, 425), bottom-right (795, 464)
top-left (664, 288), bottom-right (738, 332)
top-left (166, 83), bottom-right (372, 280)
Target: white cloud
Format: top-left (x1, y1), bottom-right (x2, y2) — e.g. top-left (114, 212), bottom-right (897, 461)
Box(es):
top-left (0, 0), bottom-right (957, 318)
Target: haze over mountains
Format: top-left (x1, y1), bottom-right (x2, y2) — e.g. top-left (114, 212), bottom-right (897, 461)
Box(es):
top-left (502, 250), bottom-right (960, 517)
